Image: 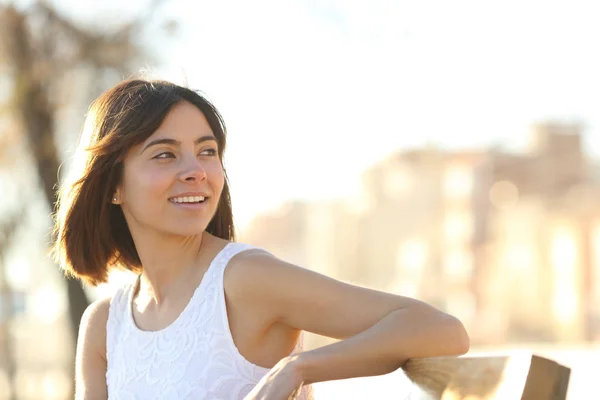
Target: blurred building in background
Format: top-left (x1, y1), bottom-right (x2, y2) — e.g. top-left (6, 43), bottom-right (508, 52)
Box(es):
top-left (241, 122), bottom-right (600, 348)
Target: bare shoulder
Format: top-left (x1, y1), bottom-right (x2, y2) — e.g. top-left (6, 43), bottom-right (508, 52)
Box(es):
top-left (224, 248), bottom-right (283, 299)
top-left (225, 247), bottom-right (296, 292)
top-left (223, 247), bottom-right (323, 313)
top-left (225, 245), bottom-right (340, 288)
top-left (78, 297), bottom-right (111, 359)
top-left (81, 297), bottom-right (111, 331)
top-left (223, 248), bottom-right (300, 334)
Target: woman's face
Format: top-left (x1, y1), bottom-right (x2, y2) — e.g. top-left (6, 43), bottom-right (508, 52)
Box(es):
top-left (115, 100), bottom-right (225, 238)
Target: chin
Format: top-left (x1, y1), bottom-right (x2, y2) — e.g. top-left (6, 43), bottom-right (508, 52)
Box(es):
top-left (163, 222), bottom-right (210, 238)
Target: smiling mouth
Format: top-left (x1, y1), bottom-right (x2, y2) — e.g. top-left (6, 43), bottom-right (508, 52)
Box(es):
top-left (169, 196), bottom-right (207, 204)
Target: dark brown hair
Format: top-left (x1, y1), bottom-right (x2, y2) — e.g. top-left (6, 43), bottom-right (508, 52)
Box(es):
top-left (52, 79), bottom-right (235, 286)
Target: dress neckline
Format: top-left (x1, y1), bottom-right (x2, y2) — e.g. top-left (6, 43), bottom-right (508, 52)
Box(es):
top-left (126, 242), bottom-right (233, 335)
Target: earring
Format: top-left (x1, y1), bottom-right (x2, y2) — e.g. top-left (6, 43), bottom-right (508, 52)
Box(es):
top-left (113, 197), bottom-right (118, 202)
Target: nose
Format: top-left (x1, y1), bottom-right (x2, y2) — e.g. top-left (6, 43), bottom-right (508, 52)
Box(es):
top-left (178, 156), bottom-right (207, 183)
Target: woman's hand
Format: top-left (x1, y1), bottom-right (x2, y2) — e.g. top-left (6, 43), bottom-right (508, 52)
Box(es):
top-left (244, 356), bottom-right (304, 400)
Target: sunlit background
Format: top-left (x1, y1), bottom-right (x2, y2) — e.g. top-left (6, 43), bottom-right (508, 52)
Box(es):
top-left (1, 0), bottom-right (599, 398)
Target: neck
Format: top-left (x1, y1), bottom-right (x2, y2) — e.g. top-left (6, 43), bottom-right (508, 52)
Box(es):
top-left (131, 229), bottom-right (211, 305)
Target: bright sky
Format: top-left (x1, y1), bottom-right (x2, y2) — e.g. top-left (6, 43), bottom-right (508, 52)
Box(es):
top-left (49, 0), bottom-right (600, 229)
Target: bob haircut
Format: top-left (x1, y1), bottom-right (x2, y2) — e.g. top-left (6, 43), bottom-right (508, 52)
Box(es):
top-left (52, 79), bottom-right (235, 286)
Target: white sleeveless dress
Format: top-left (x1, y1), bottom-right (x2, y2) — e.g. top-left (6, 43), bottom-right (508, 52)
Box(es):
top-left (106, 242), bottom-right (314, 399)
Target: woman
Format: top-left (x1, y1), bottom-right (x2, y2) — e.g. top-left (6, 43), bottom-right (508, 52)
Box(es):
top-left (53, 79), bottom-right (470, 400)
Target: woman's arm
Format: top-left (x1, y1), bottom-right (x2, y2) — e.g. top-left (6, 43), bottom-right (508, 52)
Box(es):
top-left (293, 304), bottom-right (468, 384)
top-left (75, 298), bottom-right (109, 399)
top-left (228, 251), bottom-right (470, 385)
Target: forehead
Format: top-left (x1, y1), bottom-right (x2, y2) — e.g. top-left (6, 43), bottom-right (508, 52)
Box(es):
top-left (147, 101), bottom-right (215, 141)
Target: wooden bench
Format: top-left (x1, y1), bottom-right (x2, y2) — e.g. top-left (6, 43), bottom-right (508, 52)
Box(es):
top-left (402, 352), bottom-right (571, 399)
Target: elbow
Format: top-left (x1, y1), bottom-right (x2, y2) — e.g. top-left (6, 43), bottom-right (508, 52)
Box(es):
top-left (447, 315), bottom-right (470, 355)
top-left (407, 305), bottom-right (471, 358)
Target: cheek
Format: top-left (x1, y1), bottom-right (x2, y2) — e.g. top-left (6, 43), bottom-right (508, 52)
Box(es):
top-left (208, 163), bottom-right (225, 193)
top-left (123, 166), bottom-right (171, 201)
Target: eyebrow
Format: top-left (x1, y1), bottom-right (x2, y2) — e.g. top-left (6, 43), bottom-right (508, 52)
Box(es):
top-left (141, 135), bottom-right (217, 153)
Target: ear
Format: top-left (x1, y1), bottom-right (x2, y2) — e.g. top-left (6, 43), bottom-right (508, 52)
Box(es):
top-left (112, 188), bottom-right (122, 205)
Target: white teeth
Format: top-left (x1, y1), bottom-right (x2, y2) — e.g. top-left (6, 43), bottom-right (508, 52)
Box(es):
top-left (171, 196), bottom-right (205, 203)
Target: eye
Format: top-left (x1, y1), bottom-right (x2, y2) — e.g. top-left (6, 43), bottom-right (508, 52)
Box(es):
top-left (153, 152), bottom-right (175, 159)
top-left (199, 148), bottom-right (218, 156)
